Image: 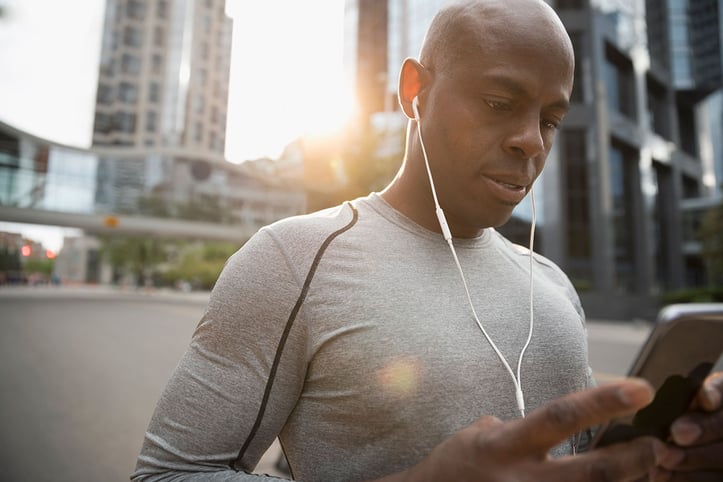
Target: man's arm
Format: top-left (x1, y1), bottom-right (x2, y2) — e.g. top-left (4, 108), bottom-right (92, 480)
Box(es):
top-left (373, 379), bottom-right (678, 482)
top-left (132, 232), bottom-right (308, 481)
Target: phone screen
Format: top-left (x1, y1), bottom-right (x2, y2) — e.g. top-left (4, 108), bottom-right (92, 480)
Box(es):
top-left (591, 305), bottom-right (723, 448)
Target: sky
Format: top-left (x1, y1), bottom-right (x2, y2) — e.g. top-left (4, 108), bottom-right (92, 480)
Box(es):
top-left (0, 0), bottom-right (350, 250)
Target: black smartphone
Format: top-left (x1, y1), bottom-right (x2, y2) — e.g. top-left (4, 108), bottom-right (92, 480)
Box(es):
top-left (591, 303), bottom-right (723, 448)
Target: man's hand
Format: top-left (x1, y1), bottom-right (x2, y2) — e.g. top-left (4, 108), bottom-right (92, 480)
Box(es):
top-left (375, 378), bottom-right (677, 482)
top-left (653, 371), bottom-right (723, 481)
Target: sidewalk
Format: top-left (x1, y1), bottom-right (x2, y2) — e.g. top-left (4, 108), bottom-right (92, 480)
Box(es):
top-left (0, 283), bottom-right (212, 305)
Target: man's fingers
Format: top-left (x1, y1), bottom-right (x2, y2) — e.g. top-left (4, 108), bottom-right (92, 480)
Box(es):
top-left (470, 414), bottom-right (504, 431)
top-left (671, 410), bottom-right (723, 446)
top-left (498, 379), bottom-right (655, 454)
top-left (697, 372), bottom-right (723, 412)
top-left (541, 437), bottom-right (662, 482)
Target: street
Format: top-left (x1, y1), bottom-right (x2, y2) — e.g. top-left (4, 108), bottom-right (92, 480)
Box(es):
top-left (0, 286), bottom-right (652, 482)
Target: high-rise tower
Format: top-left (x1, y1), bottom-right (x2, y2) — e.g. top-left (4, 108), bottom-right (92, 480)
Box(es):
top-left (91, 0), bottom-right (232, 155)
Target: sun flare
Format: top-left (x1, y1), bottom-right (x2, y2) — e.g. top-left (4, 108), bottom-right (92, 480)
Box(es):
top-left (225, 2), bottom-right (354, 162)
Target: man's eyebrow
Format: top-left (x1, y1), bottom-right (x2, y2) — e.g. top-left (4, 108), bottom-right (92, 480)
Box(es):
top-left (481, 74), bottom-right (570, 112)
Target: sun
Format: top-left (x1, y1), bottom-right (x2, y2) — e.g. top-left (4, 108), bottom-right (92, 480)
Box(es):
top-left (225, 2), bottom-right (355, 163)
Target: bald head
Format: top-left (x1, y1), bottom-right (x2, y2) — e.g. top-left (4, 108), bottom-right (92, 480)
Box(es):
top-left (419, 0), bottom-right (574, 76)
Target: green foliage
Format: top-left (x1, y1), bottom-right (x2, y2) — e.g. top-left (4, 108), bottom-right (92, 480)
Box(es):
top-left (161, 242), bottom-right (238, 290)
top-left (97, 236), bottom-right (239, 290)
top-left (99, 236), bottom-right (169, 285)
top-left (698, 201), bottom-right (723, 285)
top-left (23, 257), bottom-right (54, 275)
top-left (137, 193), bottom-right (171, 218)
top-left (0, 246), bottom-right (21, 271)
top-left (341, 125), bottom-right (404, 198)
top-left (306, 122), bottom-right (406, 212)
top-left (571, 278), bottom-right (593, 292)
top-left (661, 286), bottom-right (723, 304)
top-left (136, 193), bottom-right (235, 223)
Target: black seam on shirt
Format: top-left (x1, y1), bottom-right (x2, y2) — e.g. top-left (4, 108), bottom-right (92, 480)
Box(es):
top-left (233, 202), bottom-right (359, 469)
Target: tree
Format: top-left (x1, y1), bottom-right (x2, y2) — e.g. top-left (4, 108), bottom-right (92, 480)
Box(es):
top-left (698, 200), bottom-right (723, 285)
top-left (99, 236), bottom-right (167, 286)
top-left (161, 241), bottom-right (238, 290)
top-left (303, 120), bottom-right (406, 212)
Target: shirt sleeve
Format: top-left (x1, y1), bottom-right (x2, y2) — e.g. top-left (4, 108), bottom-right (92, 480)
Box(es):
top-left (132, 229), bottom-right (309, 481)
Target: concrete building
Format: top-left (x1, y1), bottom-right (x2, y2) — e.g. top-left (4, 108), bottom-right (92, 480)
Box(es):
top-left (92, 0), bottom-right (232, 154)
top-left (343, 0), bottom-right (721, 319)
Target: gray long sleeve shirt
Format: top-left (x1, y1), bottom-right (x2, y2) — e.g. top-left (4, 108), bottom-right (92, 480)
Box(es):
top-left (132, 193), bottom-right (592, 481)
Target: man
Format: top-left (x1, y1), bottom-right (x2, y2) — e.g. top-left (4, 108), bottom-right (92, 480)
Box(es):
top-left (132, 1), bottom-right (723, 480)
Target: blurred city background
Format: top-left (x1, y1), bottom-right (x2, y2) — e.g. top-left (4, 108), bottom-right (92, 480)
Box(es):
top-left (1, 0), bottom-right (722, 320)
top-left (0, 0), bottom-right (722, 479)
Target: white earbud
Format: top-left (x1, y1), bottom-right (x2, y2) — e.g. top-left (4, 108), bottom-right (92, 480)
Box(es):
top-left (412, 96), bottom-right (421, 121)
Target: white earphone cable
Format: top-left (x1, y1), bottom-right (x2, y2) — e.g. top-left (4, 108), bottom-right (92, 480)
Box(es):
top-left (413, 97), bottom-right (535, 417)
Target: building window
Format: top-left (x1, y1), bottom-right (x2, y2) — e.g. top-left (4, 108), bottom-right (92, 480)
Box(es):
top-left (604, 43), bottom-right (637, 121)
top-left (154, 26), bottom-right (165, 48)
top-left (652, 162), bottom-right (673, 291)
top-left (127, 0), bottom-right (145, 19)
top-left (557, 0), bottom-right (584, 9)
top-left (121, 54), bottom-right (141, 75)
top-left (158, 0), bottom-right (168, 19)
top-left (152, 54), bottom-right (163, 74)
top-left (114, 112), bottom-right (137, 134)
top-left (123, 26), bottom-right (143, 48)
top-left (194, 95), bottom-right (204, 114)
top-left (149, 82), bottom-right (160, 103)
top-left (677, 101), bottom-right (698, 156)
top-left (562, 128), bottom-right (591, 282)
top-left (646, 75), bottom-right (669, 138)
top-left (682, 174), bottom-right (700, 199)
top-left (94, 112), bottom-right (113, 134)
top-left (97, 84), bottom-right (114, 105)
top-left (146, 111), bottom-right (157, 133)
top-left (119, 82), bottom-right (138, 103)
top-left (609, 140), bottom-right (639, 291)
top-left (568, 31), bottom-right (585, 103)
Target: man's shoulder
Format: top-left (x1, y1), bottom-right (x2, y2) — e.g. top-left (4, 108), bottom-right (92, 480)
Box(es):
top-left (267, 202), bottom-right (356, 235)
top-left (252, 200), bottom-right (361, 255)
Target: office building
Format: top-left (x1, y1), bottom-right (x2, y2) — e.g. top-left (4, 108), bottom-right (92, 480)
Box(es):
top-left (92, 0), bottom-right (232, 154)
top-left (344, 0), bottom-right (720, 318)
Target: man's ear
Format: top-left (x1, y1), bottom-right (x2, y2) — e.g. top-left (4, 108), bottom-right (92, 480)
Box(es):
top-left (398, 58), bottom-right (428, 120)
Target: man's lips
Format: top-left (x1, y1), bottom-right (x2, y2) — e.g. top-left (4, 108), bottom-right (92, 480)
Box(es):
top-left (491, 178), bottom-right (526, 191)
top-left (484, 175), bottom-right (530, 204)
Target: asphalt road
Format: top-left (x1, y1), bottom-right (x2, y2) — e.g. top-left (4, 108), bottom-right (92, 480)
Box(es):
top-left (0, 286), bottom-right (651, 482)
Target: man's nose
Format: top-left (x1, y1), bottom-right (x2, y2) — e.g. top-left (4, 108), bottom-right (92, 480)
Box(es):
top-left (504, 114), bottom-right (545, 159)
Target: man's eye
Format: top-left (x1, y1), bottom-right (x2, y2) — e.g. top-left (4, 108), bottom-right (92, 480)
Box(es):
top-left (484, 99), bottom-right (512, 111)
top-left (542, 118), bottom-right (561, 130)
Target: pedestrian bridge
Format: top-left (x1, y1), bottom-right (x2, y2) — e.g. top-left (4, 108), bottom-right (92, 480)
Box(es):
top-left (0, 205), bottom-right (258, 243)
top-left (0, 121), bottom-right (306, 244)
